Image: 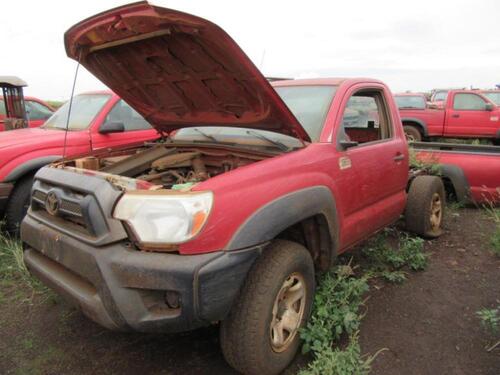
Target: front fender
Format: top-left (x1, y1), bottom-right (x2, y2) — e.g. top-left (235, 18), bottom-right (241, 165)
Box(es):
top-left (226, 186), bottom-right (339, 256)
top-left (3, 156), bottom-right (61, 183)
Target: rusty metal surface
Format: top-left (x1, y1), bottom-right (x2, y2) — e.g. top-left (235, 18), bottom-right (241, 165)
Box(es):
top-left (100, 146), bottom-right (176, 177)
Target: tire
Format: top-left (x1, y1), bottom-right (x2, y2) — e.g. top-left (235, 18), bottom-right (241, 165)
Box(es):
top-left (403, 125), bottom-right (422, 142)
top-left (405, 175), bottom-right (445, 238)
top-left (220, 240), bottom-right (315, 375)
top-left (5, 174), bottom-right (34, 235)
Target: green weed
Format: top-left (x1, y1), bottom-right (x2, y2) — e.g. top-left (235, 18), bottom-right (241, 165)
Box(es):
top-left (477, 306), bottom-right (499, 334)
top-left (408, 148), bottom-right (441, 175)
top-left (362, 233), bottom-right (427, 283)
top-left (0, 232), bottom-right (51, 299)
top-left (482, 200), bottom-right (500, 257)
top-left (299, 333), bottom-right (380, 375)
top-left (300, 266), bottom-right (375, 374)
top-left (300, 266), bottom-right (369, 354)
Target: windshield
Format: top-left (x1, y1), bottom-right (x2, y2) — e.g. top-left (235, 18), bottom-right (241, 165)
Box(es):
top-left (482, 92), bottom-right (500, 105)
top-left (395, 95), bottom-right (426, 109)
top-left (433, 91), bottom-right (448, 101)
top-left (42, 94), bottom-right (111, 130)
top-left (274, 85), bottom-right (337, 141)
top-left (173, 85), bottom-right (337, 146)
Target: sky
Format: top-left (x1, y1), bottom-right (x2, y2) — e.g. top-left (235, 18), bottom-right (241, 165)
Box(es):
top-left (2, 0), bottom-right (499, 100)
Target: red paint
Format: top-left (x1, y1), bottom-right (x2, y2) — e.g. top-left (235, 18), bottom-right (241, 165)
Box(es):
top-left (0, 97), bottom-right (54, 131)
top-left (0, 91), bottom-right (159, 182)
top-left (398, 90), bottom-right (500, 139)
top-left (415, 149), bottom-right (500, 205)
top-left (63, 1), bottom-right (310, 141)
top-left (178, 78), bottom-right (410, 255)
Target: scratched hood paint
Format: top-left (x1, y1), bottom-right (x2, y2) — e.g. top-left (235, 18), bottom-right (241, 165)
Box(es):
top-left (64, 1), bottom-right (310, 141)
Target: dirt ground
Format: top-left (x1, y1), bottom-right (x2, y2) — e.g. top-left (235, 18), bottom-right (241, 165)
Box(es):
top-left (0, 207), bottom-right (498, 375)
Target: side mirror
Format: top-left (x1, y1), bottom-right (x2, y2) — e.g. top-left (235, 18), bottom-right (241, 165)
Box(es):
top-left (485, 103), bottom-right (494, 111)
top-left (339, 140), bottom-right (359, 150)
top-left (99, 121), bottom-right (125, 134)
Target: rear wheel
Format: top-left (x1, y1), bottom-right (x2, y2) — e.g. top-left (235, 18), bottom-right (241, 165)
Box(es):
top-left (403, 125), bottom-right (422, 142)
top-left (220, 240), bottom-right (314, 375)
top-left (405, 175), bottom-right (445, 238)
top-left (5, 174), bottom-right (34, 235)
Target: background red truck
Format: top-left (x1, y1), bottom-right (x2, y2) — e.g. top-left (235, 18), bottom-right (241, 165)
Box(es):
top-left (21, 3), bottom-right (448, 375)
top-left (0, 91), bottom-right (159, 232)
top-left (0, 96), bottom-right (54, 131)
top-left (395, 91), bottom-right (500, 143)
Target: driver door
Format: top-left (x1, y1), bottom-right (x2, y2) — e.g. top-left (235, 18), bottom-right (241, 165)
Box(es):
top-left (445, 92), bottom-right (499, 137)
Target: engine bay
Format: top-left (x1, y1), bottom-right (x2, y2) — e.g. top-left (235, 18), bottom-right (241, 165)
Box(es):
top-left (59, 144), bottom-right (271, 191)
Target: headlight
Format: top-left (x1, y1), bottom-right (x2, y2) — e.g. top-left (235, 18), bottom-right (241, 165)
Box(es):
top-left (113, 190), bottom-right (213, 246)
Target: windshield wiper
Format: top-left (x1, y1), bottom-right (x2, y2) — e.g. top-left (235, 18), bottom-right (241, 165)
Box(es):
top-left (193, 128), bottom-right (218, 142)
top-left (246, 130), bottom-right (290, 152)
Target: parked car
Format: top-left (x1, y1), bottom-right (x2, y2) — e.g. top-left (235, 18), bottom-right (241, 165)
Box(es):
top-left (0, 96), bottom-right (54, 131)
top-left (412, 142), bottom-right (500, 205)
top-left (21, 3), bottom-right (447, 374)
top-left (398, 90), bottom-right (500, 143)
top-left (0, 76), bottom-right (54, 130)
top-left (0, 91), bottom-right (159, 233)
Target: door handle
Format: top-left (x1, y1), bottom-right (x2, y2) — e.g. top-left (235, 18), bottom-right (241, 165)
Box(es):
top-left (394, 153), bottom-right (405, 161)
top-left (451, 113), bottom-right (460, 118)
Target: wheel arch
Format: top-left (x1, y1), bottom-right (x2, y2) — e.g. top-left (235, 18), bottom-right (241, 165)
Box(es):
top-left (401, 117), bottom-right (428, 137)
top-left (225, 186), bottom-right (340, 271)
top-left (4, 156), bottom-right (61, 183)
top-left (439, 164), bottom-right (471, 204)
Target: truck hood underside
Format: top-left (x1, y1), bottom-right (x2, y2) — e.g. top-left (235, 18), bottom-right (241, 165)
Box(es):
top-left (64, 1), bottom-right (310, 142)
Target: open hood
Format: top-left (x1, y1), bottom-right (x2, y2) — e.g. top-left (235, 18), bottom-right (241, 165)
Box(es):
top-left (64, 1), bottom-right (310, 141)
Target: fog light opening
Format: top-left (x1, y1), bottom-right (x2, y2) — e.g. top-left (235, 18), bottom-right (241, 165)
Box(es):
top-left (164, 291), bottom-right (180, 309)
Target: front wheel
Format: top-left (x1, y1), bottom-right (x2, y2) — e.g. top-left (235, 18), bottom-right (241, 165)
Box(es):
top-left (405, 175), bottom-right (445, 238)
top-left (220, 240), bottom-right (314, 375)
top-left (403, 125), bottom-right (422, 142)
top-left (5, 174), bottom-right (34, 235)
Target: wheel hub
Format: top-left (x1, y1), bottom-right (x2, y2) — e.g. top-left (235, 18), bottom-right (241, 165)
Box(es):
top-left (270, 273), bottom-right (306, 352)
top-left (430, 192), bottom-right (442, 230)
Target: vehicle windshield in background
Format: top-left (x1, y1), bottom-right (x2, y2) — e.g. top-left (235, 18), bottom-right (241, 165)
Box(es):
top-left (481, 92), bottom-right (500, 105)
top-left (42, 94), bottom-right (111, 130)
top-left (433, 91), bottom-right (448, 101)
top-left (174, 85), bottom-right (337, 146)
top-left (26, 100), bottom-right (53, 121)
top-left (395, 95), bottom-right (426, 109)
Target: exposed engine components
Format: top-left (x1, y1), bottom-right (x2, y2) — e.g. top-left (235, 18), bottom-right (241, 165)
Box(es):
top-left (64, 145), bottom-right (268, 190)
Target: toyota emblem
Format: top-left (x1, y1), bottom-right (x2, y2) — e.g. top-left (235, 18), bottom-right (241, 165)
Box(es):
top-left (45, 191), bottom-right (60, 216)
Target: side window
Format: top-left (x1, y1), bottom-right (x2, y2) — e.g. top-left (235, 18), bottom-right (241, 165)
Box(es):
top-left (0, 100), bottom-right (5, 117)
top-left (339, 90), bottom-right (392, 145)
top-left (26, 100), bottom-right (53, 120)
top-left (103, 100), bottom-right (152, 131)
top-left (453, 93), bottom-right (487, 110)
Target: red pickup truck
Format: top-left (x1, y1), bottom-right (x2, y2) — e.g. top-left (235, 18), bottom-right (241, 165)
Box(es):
top-left (0, 96), bottom-right (54, 131)
top-left (0, 91), bottom-right (159, 232)
top-left (412, 142), bottom-right (500, 205)
top-left (22, 3), bottom-right (447, 374)
top-left (396, 91), bottom-right (500, 143)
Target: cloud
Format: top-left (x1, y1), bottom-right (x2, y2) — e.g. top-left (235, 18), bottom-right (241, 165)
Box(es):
top-left (2, 0), bottom-right (498, 99)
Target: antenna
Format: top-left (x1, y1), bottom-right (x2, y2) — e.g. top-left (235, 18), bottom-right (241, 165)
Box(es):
top-left (259, 49), bottom-right (266, 70)
top-left (62, 49), bottom-right (82, 160)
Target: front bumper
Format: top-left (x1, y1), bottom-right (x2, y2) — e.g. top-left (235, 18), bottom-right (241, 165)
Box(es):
top-left (22, 215), bottom-right (262, 333)
top-left (0, 182), bottom-right (14, 215)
